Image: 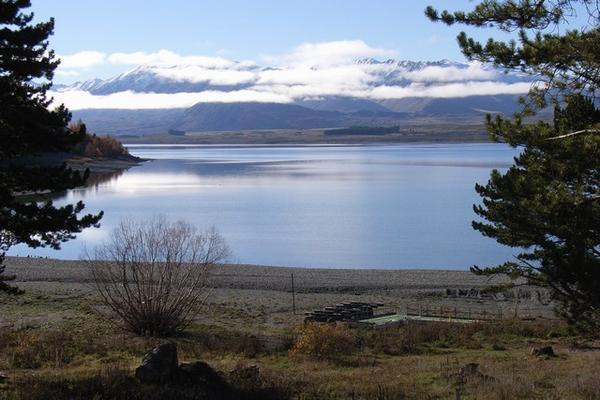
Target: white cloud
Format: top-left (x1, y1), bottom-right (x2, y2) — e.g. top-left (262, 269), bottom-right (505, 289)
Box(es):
top-left (53, 41), bottom-right (533, 109)
top-left (270, 40), bottom-right (397, 67)
top-left (257, 64), bottom-right (375, 87)
top-left (150, 65), bottom-right (257, 85)
top-left (402, 62), bottom-right (497, 82)
top-left (49, 89), bottom-right (292, 110)
top-left (58, 51), bottom-right (107, 69)
top-left (367, 81), bottom-right (532, 99)
top-left (50, 80), bottom-right (531, 110)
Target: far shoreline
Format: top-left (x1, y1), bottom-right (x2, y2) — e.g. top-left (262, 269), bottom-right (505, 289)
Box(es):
top-left (124, 140), bottom-right (497, 150)
top-left (118, 124), bottom-right (493, 146)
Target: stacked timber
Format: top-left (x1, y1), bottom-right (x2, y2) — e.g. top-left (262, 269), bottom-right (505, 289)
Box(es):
top-left (304, 302), bottom-right (384, 323)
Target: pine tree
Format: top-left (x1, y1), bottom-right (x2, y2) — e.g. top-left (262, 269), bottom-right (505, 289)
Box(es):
top-left (426, 1), bottom-right (600, 330)
top-left (0, 0), bottom-right (102, 293)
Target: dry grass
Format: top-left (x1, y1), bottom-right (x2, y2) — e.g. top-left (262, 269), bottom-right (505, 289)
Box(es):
top-left (0, 316), bottom-right (597, 399)
top-left (290, 322), bottom-right (356, 360)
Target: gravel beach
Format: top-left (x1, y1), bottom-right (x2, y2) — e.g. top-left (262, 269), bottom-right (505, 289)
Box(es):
top-left (3, 257), bottom-right (551, 331)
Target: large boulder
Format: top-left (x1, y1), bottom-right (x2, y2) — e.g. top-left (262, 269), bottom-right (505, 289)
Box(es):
top-left (135, 342), bottom-right (179, 384)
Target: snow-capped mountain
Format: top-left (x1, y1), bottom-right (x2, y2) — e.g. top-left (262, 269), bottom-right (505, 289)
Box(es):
top-left (59, 58), bottom-right (527, 96)
top-left (53, 58), bottom-right (532, 135)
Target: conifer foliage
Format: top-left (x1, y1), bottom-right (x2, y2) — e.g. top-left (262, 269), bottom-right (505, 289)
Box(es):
top-left (0, 0), bottom-right (102, 293)
top-left (427, 1), bottom-right (600, 330)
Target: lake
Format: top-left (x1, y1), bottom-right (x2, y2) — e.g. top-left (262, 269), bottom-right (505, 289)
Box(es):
top-left (10, 143), bottom-right (520, 269)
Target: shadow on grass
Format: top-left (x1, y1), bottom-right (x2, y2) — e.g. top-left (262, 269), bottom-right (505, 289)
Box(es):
top-left (7, 365), bottom-right (288, 400)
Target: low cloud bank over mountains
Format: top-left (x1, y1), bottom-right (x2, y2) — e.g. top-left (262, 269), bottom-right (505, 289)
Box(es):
top-left (51, 41), bottom-right (534, 134)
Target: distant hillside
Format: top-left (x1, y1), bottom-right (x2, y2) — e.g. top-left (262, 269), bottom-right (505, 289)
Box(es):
top-left (71, 95), bottom-right (522, 136)
top-left (72, 109), bottom-right (184, 135)
top-left (380, 94), bottom-right (522, 114)
top-left (73, 103), bottom-right (414, 134)
top-left (295, 97), bottom-right (392, 113)
top-left (60, 58), bottom-right (532, 135)
top-left (177, 102), bottom-right (345, 131)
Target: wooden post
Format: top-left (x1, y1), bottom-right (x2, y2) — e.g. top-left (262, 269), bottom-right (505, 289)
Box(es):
top-left (291, 272), bottom-right (296, 315)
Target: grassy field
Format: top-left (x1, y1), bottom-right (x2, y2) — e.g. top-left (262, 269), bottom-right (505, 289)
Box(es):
top-left (1, 257), bottom-right (598, 399)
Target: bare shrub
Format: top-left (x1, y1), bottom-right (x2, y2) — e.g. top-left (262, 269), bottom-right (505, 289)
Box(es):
top-left (88, 216), bottom-right (229, 336)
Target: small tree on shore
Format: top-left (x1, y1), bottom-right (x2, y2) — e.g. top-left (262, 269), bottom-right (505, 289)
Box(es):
top-left (88, 216), bottom-right (229, 336)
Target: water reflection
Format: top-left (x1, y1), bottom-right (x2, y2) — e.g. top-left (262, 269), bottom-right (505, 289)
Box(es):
top-left (10, 143), bottom-right (520, 269)
top-left (72, 169), bottom-right (126, 197)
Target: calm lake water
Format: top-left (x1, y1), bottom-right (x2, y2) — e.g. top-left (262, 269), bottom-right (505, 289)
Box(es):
top-left (10, 143), bottom-right (521, 269)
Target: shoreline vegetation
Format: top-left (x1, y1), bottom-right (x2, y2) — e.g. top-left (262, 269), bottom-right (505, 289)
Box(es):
top-left (4, 134), bottom-right (144, 177)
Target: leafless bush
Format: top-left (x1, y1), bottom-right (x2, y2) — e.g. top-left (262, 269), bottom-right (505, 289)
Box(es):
top-left (88, 216), bottom-right (229, 336)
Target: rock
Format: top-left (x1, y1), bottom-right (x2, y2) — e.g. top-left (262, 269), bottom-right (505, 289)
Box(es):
top-left (177, 361), bottom-right (226, 387)
top-left (531, 346), bottom-right (556, 357)
top-left (135, 342), bottom-right (179, 384)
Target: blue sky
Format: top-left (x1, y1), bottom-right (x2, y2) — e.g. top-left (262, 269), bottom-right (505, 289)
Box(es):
top-left (31, 0), bottom-right (518, 84)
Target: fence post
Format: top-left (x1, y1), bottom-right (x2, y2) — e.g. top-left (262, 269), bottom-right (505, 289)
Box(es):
top-left (291, 272), bottom-right (296, 315)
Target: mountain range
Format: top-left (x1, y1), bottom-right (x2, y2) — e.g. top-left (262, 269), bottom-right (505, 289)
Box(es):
top-left (53, 59), bottom-right (532, 135)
